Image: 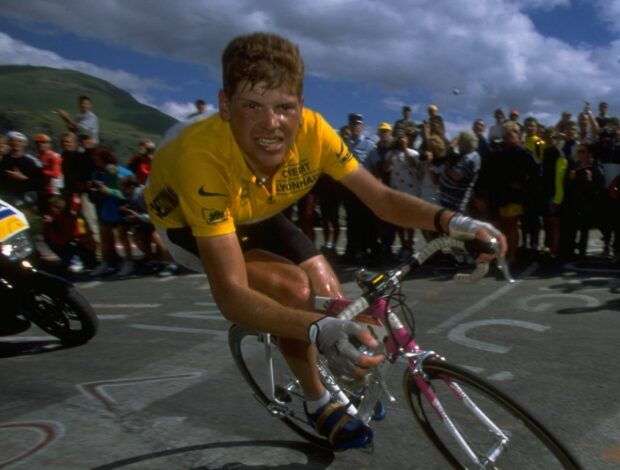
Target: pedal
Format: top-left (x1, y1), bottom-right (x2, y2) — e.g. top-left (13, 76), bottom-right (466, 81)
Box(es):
top-left (274, 385), bottom-right (292, 403)
top-left (253, 394), bottom-right (292, 418)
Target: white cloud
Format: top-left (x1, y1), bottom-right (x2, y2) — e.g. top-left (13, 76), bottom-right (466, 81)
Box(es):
top-left (1, 0), bottom-right (620, 126)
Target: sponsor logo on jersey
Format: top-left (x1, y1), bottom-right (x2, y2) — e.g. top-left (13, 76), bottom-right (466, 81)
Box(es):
top-left (202, 208), bottom-right (229, 225)
top-left (149, 187), bottom-right (179, 218)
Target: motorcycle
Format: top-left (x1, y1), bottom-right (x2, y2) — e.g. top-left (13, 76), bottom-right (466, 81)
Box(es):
top-left (0, 197), bottom-right (98, 344)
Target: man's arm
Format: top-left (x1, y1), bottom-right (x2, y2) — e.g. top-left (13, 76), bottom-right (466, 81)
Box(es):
top-left (340, 166), bottom-right (506, 252)
top-left (56, 109), bottom-right (78, 132)
top-left (196, 232), bottom-right (322, 341)
top-left (340, 165), bottom-right (452, 233)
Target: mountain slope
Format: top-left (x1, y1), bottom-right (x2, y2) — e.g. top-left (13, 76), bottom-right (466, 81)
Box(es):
top-left (0, 65), bottom-right (178, 162)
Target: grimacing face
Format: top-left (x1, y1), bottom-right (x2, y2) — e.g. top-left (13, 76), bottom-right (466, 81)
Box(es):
top-left (219, 81), bottom-right (303, 177)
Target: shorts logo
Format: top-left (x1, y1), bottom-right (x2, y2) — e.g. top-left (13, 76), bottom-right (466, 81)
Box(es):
top-left (202, 208), bottom-right (229, 225)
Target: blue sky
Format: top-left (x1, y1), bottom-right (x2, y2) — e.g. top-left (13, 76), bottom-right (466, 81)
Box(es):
top-left (1, 0), bottom-right (620, 137)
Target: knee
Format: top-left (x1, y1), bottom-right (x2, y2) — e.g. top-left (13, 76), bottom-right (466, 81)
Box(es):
top-left (277, 268), bottom-right (314, 309)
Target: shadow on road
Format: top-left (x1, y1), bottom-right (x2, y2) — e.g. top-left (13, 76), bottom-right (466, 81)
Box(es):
top-left (92, 439), bottom-right (335, 469)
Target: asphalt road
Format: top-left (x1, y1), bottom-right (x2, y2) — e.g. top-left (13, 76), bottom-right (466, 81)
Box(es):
top-left (1, 247), bottom-right (619, 469)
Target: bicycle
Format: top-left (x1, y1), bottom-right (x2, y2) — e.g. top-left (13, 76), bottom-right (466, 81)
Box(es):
top-left (228, 236), bottom-right (581, 469)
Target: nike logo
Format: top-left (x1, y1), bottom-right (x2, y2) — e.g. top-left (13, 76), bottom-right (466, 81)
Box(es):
top-left (198, 186), bottom-right (227, 197)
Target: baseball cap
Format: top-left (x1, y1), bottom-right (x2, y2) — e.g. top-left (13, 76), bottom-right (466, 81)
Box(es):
top-left (34, 133), bottom-right (51, 143)
top-left (377, 122), bottom-right (392, 132)
top-left (348, 113), bottom-right (364, 125)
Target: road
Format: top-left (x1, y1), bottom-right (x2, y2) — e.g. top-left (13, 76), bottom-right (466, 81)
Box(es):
top-left (1, 249), bottom-right (619, 469)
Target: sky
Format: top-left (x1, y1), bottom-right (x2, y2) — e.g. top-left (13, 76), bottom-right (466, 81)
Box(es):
top-left (1, 0), bottom-right (620, 138)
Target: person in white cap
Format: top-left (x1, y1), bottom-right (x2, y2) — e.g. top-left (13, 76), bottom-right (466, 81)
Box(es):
top-left (0, 131), bottom-right (45, 214)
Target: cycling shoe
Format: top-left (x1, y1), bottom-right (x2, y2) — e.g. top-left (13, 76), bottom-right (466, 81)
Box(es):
top-left (304, 402), bottom-right (373, 451)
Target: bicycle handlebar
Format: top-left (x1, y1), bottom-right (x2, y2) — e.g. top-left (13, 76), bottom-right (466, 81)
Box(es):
top-left (337, 236), bottom-right (514, 322)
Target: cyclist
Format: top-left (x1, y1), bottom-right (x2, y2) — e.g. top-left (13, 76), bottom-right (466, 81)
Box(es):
top-left (145, 32), bottom-right (506, 450)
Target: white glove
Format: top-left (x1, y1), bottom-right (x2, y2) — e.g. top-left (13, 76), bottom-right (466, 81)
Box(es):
top-left (448, 213), bottom-right (502, 241)
top-left (309, 316), bottom-right (365, 377)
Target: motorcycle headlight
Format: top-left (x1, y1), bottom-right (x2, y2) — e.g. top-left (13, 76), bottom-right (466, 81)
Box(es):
top-left (1, 231), bottom-right (33, 261)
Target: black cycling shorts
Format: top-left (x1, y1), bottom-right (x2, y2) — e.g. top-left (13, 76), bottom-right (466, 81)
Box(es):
top-left (165, 212), bottom-right (319, 266)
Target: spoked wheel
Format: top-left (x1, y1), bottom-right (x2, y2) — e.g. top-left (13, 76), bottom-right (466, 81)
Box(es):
top-left (403, 359), bottom-right (581, 469)
top-left (228, 325), bottom-right (330, 448)
top-left (25, 286), bottom-right (98, 345)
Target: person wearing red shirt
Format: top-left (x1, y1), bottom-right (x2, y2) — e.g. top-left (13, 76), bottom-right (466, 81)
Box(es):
top-left (127, 139), bottom-right (155, 185)
top-left (34, 133), bottom-right (63, 196)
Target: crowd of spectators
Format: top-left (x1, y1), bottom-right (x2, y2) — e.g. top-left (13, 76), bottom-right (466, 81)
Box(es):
top-left (291, 102), bottom-right (620, 269)
top-left (0, 95), bottom-right (178, 278)
top-left (1, 95), bottom-right (619, 278)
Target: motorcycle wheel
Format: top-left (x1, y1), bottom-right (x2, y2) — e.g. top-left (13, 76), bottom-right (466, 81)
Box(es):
top-left (25, 286), bottom-right (98, 345)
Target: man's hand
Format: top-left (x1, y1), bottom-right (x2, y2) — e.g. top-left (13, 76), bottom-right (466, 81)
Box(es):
top-left (448, 213), bottom-right (507, 260)
top-left (309, 316), bottom-right (384, 378)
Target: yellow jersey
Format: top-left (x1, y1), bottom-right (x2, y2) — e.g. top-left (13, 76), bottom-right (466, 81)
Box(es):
top-left (145, 108), bottom-right (358, 237)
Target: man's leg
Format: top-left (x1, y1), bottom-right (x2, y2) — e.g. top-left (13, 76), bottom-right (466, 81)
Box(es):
top-left (244, 250), bottom-right (342, 400)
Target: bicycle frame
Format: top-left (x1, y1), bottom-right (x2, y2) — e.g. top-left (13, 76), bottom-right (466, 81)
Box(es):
top-left (313, 293), bottom-right (512, 467)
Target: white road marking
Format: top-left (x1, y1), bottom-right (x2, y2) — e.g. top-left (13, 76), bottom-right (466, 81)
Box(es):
top-left (427, 262), bottom-right (539, 335)
top-left (448, 319), bottom-right (550, 353)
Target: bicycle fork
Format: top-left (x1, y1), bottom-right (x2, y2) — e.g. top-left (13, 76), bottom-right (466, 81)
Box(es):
top-left (411, 357), bottom-right (510, 468)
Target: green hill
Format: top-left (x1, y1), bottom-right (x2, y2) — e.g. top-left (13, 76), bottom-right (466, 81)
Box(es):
top-left (0, 65), bottom-right (178, 163)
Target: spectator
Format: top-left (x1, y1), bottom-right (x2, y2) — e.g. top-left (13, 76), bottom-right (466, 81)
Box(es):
top-left (342, 113), bottom-right (378, 264)
top-left (577, 103), bottom-right (600, 144)
top-left (562, 143), bottom-right (605, 260)
top-left (57, 95), bottom-right (99, 143)
top-left (485, 122), bottom-right (539, 264)
top-left (33, 133), bottom-right (63, 197)
top-left (555, 111), bottom-right (573, 137)
top-left (596, 101), bottom-right (612, 129)
top-left (127, 139), bottom-right (156, 185)
top-left (315, 125), bottom-right (349, 259)
top-left (561, 122), bottom-right (580, 164)
top-left (385, 133), bottom-right (420, 261)
top-left (521, 117), bottom-right (545, 255)
top-left (187, 99), bottom-right (208, 119)
top-left (417, 134), bottom-right (444, 240)
top-left (119, 176), bottom-right (179, 276)
top-left (508, 109), bottom-right (523, 134)
top-left (437, 131), bottom-right (481, 215)
top-left (540, 131), bottom-right (569, 259)
top-left (366, 122), bottom-right (396, 259)
top-left (392, 105), bottom-right (417, 142)
top-left (421, 114), bottom-right (450, 152)
top-left (88, 146), bottom-right (135, 277)
top-left (472, 118), bottom-right (491, 163)
top-left (0, 131), bottom-right (45, 218)
top-left (427, 104), bottom-right (441, 121)
top-left (488, 108), bottom-right (506, 144)
top-left (41, 195), bottom-right (97, 273)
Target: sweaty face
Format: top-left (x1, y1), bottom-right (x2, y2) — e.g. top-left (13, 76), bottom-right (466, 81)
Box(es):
top-left (219, 81), bottom-right (303, 177)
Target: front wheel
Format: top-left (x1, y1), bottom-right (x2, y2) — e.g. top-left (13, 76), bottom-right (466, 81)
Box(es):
top-left (25, 286), bottom-right (98, 345)
top-left (228, 325), bottom-right (330, 449)
top-left (403, 359), bottom-right (581, 469)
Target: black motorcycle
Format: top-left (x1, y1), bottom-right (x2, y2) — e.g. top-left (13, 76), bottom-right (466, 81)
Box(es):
top-left (0, 198), bottom-right (98, 344)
